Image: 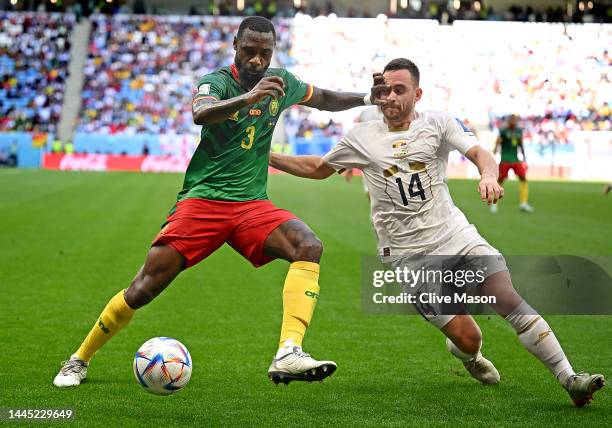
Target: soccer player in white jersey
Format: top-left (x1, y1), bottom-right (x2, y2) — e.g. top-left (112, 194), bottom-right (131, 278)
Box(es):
top-left (270, 58), bottom-right (605, 407)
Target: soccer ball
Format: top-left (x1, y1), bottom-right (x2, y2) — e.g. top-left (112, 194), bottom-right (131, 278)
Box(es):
top-left (133, 337), bottom-right (192, 395)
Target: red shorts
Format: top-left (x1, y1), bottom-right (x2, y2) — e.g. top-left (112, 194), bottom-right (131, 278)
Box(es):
top-left (152, 198), bottom-right (298, 269)
top-left (499, 161), bottom-right (527, 181)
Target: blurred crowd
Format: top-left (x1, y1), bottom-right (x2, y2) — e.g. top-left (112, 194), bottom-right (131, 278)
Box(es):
top-left (473, 24), bottom-right (611, 143)
top-left (77, 15), bottom-right (240, 134)
top-left (0, 11), bottom-right (609, 147)
top-left (3, 1), bottom-right (611, 24)
top-left (284, 106), bottom-right (344, 140)
top-left (281, 16), bottom-right (611, 145)
top-left (0, 12), bottom-right (73, 133)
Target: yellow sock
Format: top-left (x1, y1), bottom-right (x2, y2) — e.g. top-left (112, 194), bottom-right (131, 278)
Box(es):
top-left (519, 181), bottom-right (529, 205)
top-left (279, 261), bottom-right (320, 348)
top-left (76, 289), bottom-right (135, 362)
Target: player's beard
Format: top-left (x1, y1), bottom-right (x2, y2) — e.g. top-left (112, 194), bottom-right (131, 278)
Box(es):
top-left (382, 102), bottom-right (406, 121)
top-left (236, 64), bottom-right (266, 90)
top-left (383, 101), bottom-right (415, 129)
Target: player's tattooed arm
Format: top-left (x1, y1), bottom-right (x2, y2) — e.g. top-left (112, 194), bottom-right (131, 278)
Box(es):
top-left (269, 152), bottom-right (335, 180)
top-left (193, 77), bottom-right (285, 125)
top-left (465, 145), bottom-right (504, 205)
top-left (192, 95), bottom-right (249, 125)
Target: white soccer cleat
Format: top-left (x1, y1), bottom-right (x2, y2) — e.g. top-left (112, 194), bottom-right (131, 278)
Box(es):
top-left (53, 354), bottom-right (88, 387)
top-left (490, 203), bottom-right (498, 213)
top-left (267, 346), bottom-right (336, 385)
top-left (565, 372), bottom-right (605, 407)
top-left (463, 354), bottom-right (500, 385)
top-left (519, 203), bottom-right (534, 213)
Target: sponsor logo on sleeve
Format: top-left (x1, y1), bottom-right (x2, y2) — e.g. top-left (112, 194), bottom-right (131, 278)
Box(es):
top-left (197, 84), bottom-right (211, 95)
top-left (455, 118), bottom-right (475, 136)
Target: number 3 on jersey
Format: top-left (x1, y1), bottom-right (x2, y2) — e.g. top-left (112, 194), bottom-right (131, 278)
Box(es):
top-left (241, 126), bottom-right (256, 149)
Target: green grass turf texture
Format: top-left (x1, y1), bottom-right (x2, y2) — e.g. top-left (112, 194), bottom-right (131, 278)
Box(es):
top-left (0, 169), bottom-right (610, 427)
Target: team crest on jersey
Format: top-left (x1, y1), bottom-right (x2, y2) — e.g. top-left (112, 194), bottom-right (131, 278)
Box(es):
top-left (392, 140), bottom-right (409, 158)
top-left (269, 99), bottom-right (279, 116)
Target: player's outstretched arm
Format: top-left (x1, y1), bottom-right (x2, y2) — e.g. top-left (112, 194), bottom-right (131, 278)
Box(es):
top-left (193, 76), bottom-right (285, 125)
top-left (301, 87), bottom-right (367, 112)
top-left (465, 145), bottom-right (504, 205)
top-left (269, 152), bottom-right (335, 179)
top-left (302, 74), bottom-right (388, 112)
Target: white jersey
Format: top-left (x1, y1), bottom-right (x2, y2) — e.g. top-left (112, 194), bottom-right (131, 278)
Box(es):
top-left (358, 106), bottom-right (384, 123)
top-left (356, 107), bottom-right (384, 193)
top-left (323, 111), bottom-right (481, 258)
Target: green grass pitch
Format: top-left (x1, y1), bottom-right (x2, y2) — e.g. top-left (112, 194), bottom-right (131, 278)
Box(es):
top-left (0, 169), bottom-right (610, 426)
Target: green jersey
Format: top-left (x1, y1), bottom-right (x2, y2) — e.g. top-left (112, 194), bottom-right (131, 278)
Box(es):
top-left (178, 65), bottom-right (313, 202)
top-left (499, 127), bottom-right (522, 163)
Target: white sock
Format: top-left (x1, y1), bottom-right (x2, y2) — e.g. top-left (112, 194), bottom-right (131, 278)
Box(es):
top-left (505, 301), bottom-right (575, 385)
top-left (446, 338), bottom-right (480, 363)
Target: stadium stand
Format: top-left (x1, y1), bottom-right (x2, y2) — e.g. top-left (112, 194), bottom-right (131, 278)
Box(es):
top-left (4, 0), bottom-right (609, 24)
top-left (77, 15), bottom-right (242, 135)
top-left (0, 11), bottom-right (609, 178)
top-left (0, 12), bottom-right (74, 133)
top-left (280, 16), bottom-right (611, 147)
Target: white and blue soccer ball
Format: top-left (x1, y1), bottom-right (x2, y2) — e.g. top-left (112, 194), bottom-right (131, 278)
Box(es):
top-left (133, 337), bottom-right (192, 395)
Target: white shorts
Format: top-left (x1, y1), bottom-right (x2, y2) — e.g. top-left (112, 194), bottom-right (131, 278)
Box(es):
top-left (388, 232), bottom-right (508, 329)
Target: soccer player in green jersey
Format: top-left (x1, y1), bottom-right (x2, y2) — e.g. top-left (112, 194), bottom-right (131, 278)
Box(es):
top-left (54, 16), bottom-right (377, 387)
top-left (491, 114), bottom-right (534, 213)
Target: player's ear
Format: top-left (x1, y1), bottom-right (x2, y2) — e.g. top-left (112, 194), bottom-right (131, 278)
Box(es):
top-left (233, 36), bottom-right (238, 50)
top-left (415, 87), bottom-right (423, 102)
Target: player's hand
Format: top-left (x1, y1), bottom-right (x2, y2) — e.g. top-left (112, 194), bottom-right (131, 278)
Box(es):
top-left (478, 177), bottom-right (504, 205)
top-left (246, 76), bottom-right (285, 104)
top-left (370, 72), bottom-right (390, 106)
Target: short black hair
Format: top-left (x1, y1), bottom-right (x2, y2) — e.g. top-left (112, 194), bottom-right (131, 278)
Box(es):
top-left (383, 58), bottom-right (420, 86)
top-left (237, 16), bottom-right (276, 41)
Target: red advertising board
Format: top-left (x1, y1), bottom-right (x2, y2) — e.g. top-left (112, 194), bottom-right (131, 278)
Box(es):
top-left (42, 153), bottom-right (290, 174)
top-left (43, 154), bottom-right (191, 173)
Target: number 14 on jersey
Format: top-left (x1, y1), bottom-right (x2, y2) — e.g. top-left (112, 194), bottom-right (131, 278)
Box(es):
top-left (395, 172), bottom-right (430, 206)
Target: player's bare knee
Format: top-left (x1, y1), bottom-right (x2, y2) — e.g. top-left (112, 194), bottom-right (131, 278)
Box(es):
top-left (452, 318), bottom-right (482, 354)
top-left (125, 277), bottom-right (155, 309)
top-left (293, 235), bottom-right (323, 262)
top-left (125, 267), bottom-right (168, 309)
